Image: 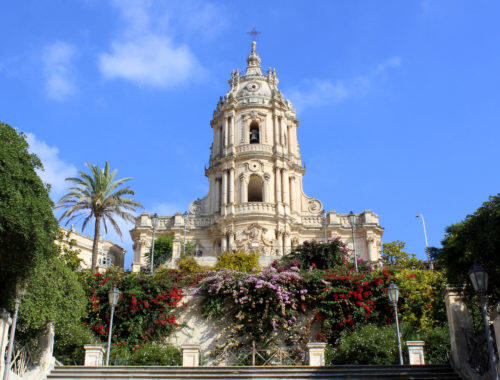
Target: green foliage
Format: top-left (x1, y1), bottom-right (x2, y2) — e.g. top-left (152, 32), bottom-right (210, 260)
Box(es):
top-left (215, 250), bottom-right (260, 272)
top-left (0, 123), bottom-right (59, 306)
top-left (382, 241), bottom-right (424, 269)
top-left (80, 269), bottom-right (183, 346)
top-left (437, 194), bottom-right (500, 305)
top-left (394, 269), bottom-right (447, 331)
top-left (281, 239), bottom-right (348, 270)
top-left (110, 343), bottom-right (181, 366)
top-left (146, 235), bottom-right (174, 269)
top-left (57, 228), bottom-right (83, 270)
top-left (330, 324), bottom-right (404, 364)
top-left (19, 255), bottom-right (87, 331)
top-left (53, 321), bottom-right (97, 365)
top-left (55, 161), bottom-right (143, 270)
top-left (177, 256), bottom-right (202, 273)
top-left (420, 326), bottom-right (450, 364)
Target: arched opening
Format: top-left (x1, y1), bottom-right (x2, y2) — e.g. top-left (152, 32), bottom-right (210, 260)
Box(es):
top-left (249, 121), bottom-right (260, 144)
top-left (248, 175), bottom-right (263, 202)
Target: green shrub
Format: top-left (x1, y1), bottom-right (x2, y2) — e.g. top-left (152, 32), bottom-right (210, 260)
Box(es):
top-left (421, 326), bottom-right (450, 364)
top-left (331, 324), bottom-right (403, 365)
top-left (215, 250), bottom-right (259, 272)
top-left (280, 239), bottom-right (348, 270)
top-left (111, 343), bottom-right (181, 365)
top-left (177, 256), bottom-right (202, 273)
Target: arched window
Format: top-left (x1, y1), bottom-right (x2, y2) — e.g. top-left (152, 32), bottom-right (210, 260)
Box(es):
top-left (249, 121), bottom-right (260, 144)
top-left (248, 175), bottom-right (263, 202)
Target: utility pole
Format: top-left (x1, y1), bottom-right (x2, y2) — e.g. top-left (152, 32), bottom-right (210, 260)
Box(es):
top-left (416, 214), bottom-right (433, 269)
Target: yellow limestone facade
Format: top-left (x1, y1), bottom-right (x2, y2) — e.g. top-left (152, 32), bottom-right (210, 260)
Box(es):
top-left (130, 42), bottom-right (384, 271)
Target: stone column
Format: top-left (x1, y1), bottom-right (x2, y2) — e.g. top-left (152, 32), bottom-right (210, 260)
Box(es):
top-left (228, 116), bottom-right (234, 147)
top-left (84, 345), bottom-right (105, 366)
top-left (289, 176), bottom-right (296, 212)
top-left (307, 342), bottom-right (327, 366)
top-left (284, 232), bottom-right (291, 255)
top-left (443, 287), bottom-right (473, 372)
top-left (171, 239), bottom-right (181, 267)
top-left (228, 232), bottom-right (235, 251)
top-left (0, 309), bottom-right (12, 375)
top-left (229, 168), bottom-right (235, 204)
top-left (282, 170), bottom-right (290, 205)
top-left (277, 231), bottom-right (283, 256)
top-left (182, 344), bottom-right (200, 367)
top-left (263, 174), bottom-right (270, 203)
top-left (215, 178), bottom-right (220, 212)
top-left (223, 118), bottom-right (228, 148)
top-left (407, 341), bottom-right (425, 365)
top-left (222, 171), bottom-right (228, 207)
top-left (273, 114), bottom-right (279, 146)
top-left (221, 235), bottom-right (227, 252)
top-left (240, 175), bottom-right (247, 203)
top-left (275, 168), bottom-right (282, 203)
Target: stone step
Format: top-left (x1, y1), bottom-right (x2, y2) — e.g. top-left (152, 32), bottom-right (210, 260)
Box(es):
top-left (47, 365), bottom-right (461, 379)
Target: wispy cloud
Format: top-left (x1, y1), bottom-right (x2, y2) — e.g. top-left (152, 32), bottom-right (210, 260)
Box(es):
top-left (287, 56), bottom-right (401, 112)
top-left (25, 133), bottom-right (77, 200)
top-left (43, 42), bottom-right (77, 100)
top-left (98, 0), bottom-right (223, 88)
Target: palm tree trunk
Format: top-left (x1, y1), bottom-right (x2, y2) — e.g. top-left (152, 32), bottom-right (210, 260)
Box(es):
top-left (91, 217), bottom-right (101, 271)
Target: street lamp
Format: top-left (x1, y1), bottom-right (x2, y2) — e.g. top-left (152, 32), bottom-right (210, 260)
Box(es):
top-left (105, 286), bottom-right (121, 367)
top-left (387, 282), bottom-right (403, 365)
top-left (150, 213), bottom-right (158, 275)
top-left (183, 212), bottom-right (188, 256)
top-left (3, 283), bottom-right (26, 380)
top-left (321, 210), bottom-right (327, 243)
top-left (468, 263), bottom-right (498, 380)
top-left (348, 211), bottom-right (358, 272)
top-left (415, 214), bottom-right (433, 269)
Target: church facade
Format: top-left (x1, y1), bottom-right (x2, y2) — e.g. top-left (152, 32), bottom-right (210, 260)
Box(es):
top-left (130, 42), bottom-right (384, 271)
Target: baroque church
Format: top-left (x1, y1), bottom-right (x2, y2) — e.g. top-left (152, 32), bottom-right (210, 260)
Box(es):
top-left (130, 42), bottom-right (384, 271)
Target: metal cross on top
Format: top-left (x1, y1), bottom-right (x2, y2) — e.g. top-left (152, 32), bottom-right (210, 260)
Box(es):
top-left (247, 27), bottom-right (261, 41)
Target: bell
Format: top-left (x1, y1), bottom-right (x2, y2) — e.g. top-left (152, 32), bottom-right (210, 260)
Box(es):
top-left (250, 131), bottom-right (259, 143)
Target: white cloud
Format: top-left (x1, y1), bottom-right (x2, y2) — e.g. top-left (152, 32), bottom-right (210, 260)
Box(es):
top-left (98, 0), bottom-right (218, 88)
top-left (25, 133), bottom-right (78, 199)
top-left (43, 42), bottom-right (77, 100)
top-left (288, 56), bottom-right (401, 112)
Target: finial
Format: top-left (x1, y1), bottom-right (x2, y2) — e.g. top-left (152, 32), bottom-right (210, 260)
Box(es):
top-left (251, 40), bottom-right (257, 54)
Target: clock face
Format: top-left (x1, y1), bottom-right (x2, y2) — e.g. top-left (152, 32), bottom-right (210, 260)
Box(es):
top-left (246, 82), bottom-right (260, 92)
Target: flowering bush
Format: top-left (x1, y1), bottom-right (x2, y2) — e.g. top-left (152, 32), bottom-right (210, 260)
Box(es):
top-left (215, 250), bottom-right (260, 272)
top-left (80, 268), bottom-right (184, 347)
top-left (197, 266), bottom-right (306, 346)
top-left (281, 239), bottom-right (348, 270)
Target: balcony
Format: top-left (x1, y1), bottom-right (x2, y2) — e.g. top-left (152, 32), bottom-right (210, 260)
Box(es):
top-left (235, 202), bottom-right (276, 214)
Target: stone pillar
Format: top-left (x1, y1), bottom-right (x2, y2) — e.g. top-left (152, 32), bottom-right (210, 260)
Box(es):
top-left (277, 231), bottom-right (283, 256)
top-left (223, 118), bottom-right (228, 148)
top-left (273, 115), bottom-right (279, 146)
top-left (38, 322), bottom-right (55, 370)
top-left (228, 116), bottom-right (234, 147)
top-left (182, 344), bottom-right (200, 367)
top-left (0, 309), bottom-right (12, 375)
top-left (289, 176), bottom-right (296, 212)
top-left (171, 239), bottom-right (181, 267)
top-left (221, 235), bottom-right (227, 253)
top-left (240, 175), bottom-right (247, 203)
top-left (407, 341), bottom-right (425, 365)
top-left (228, 232), bottom-right (235, 251)
top-left (307, 342), bottom-right (327, 366)
top-left (215, 178), bottom-right (220, 212)
top-left (275, 168), bottom-right (282, 203)
top-left (443, 287), bottom-right (473, 372)
top-left (84, 345), bottom-right (105, 366)
top-left (284, 232), bottom-right (291, 255)
top-left (263, 174), bottom-right (269, 203)
top-left (222, 171), bottom-right (228, 207)
top-left (229, 168), bottom-right (235, 204)
top-left (282, 170), bottom-right (289, 205)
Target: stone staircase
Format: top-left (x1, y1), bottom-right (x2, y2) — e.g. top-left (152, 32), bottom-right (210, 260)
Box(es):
top-left (47, 364), bottom-right (461, 379)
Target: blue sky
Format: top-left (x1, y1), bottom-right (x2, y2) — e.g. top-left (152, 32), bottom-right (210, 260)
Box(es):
top-left (1, 1), bottom-right (499, 268)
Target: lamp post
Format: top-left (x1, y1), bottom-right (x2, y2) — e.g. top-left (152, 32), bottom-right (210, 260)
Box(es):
top-left (150, 213), bottom-right (158, 275)
top-left (415, 214), bottom-right (433, 269)
top-left (468, 264), bottom-right (498, 380)
top-left (3, 284), bottom-right (26, 380)
top-left (348, 211), bottom-right (358, 272)
top-left (105, 286), bottom-right (121, 367)
top-left (183, 212), bottom-right (188, 256)
top-left (321, 210), bottom-right (327, 243)
top-left (387, 282), bottom-right (403, 365)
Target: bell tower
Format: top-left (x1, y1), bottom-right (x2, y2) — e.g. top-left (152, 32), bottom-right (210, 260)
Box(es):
top-left (130, 42), bottom-right (384, 270)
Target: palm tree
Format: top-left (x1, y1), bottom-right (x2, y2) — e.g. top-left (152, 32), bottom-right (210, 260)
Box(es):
top-left (56, 162), bottom-right (143, 270)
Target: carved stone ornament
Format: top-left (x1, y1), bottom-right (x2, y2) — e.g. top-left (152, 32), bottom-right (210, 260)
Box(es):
top-left (247, 161), bottom-right (261, 172)
top-left (246, 82), bottom-right (260, 92)
top-left (307, 199), bottom-right (322, 213)
top-left (235, 223), bottom-right (275, 249)
top-left (189, 198), bottom-right (204, 214)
